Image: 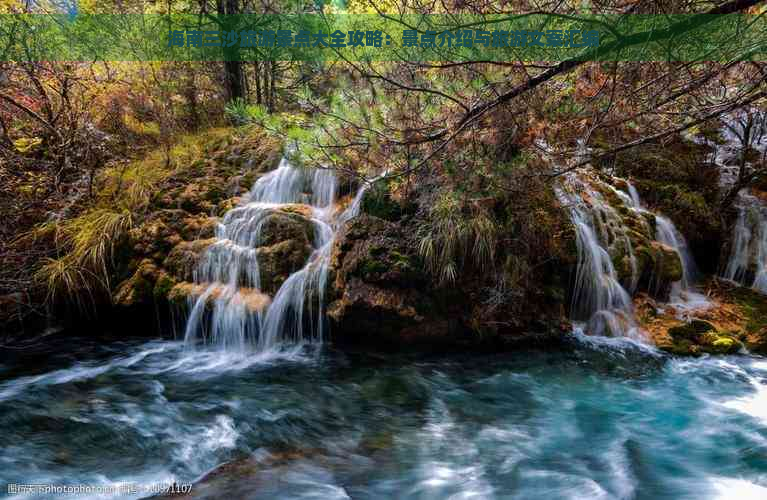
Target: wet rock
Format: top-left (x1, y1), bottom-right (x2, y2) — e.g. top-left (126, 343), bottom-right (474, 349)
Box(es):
top-left (668, 319), bottom-right (717, 341)
top-left (216, 197), bottom-right (242, 216)
top-left (150, 449), bottom-right (316, 499)
top-left (128, 219), bottom-right (177, 258)
top-left (651, 241), bottom-right (684, 285)
top-left (168, 282), bottom-right (270, 313)
top-left (163, 238), bottom-right (217, 282)
top-left (256, 211), bottom-right (314, 248)
top-left (360, 177), bottom-right (415, 222)
top-left (703, 334), bottom-right (741, 354)
top-left (659, 319), bottom-right (743, 355)
top-left (178, 183), bottom-right (216, 213)
top-left (113, 259), bottom-right (160, 307)
top-left (328, 214), bottom-right (456, 345)
top-left (256, 239), bottom-right (313, 295)
top-left (180, 215), bottom-right (218, 241)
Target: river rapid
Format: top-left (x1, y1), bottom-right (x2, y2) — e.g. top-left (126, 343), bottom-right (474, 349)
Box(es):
top-left (1, 335), bottom-right (766, 499)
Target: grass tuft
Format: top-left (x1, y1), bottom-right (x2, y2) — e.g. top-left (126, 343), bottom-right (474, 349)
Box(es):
top-left (418, 190), bottom-right (497, 285)
top-left (32, 208), bottom-right (134, 308)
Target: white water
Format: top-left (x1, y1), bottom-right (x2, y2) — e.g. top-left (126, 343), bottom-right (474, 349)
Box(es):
top-left (655, 215), bottom-right (711, 315)
top-left (607, 180), bottom-right (708, 312)
top-left (714, 110), bottom-right (767, 293)
top-left (611, 178), bottom-right (709, 313)
top-left (558, 172), bottom-right (711, 339)
top-left (723, 193), bottom-right (767, 293)
top-left (557, 173), bottom-right (643, 340)
top-left (184, 158), bottom-right (372, 354)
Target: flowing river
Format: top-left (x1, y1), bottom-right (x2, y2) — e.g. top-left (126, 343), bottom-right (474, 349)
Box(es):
top-left (1, 336), bottom-right (766, 499)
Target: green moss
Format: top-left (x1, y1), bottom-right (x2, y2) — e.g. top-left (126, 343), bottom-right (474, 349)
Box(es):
top-left (369, 244), bottom-right (386, 257)
top-left (153, 274), bottom-right (177, 301)
top-left (653, 242), bottom-right (684, 284)
top-left (360, 259), bottom-right (388, 276)
top-left (543, 285), bottom-right (565, 302)
top-left (668, 319), bottom-right (716, 340)
top-left (708, 336), bottom-right (738, 354)
top-left (659, 338), bottom-right (697, 356)
top-left (205, 185), bottom-right (226, 203)
top-left (732, 286), bottom-right (767, 333)
top-left (361, 178), bottom-right (415, 222)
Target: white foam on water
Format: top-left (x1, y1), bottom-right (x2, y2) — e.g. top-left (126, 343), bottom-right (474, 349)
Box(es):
top-left (183, 155), bottom-right (385, 363)
top-left (710, 477), bottom-right (767, 500)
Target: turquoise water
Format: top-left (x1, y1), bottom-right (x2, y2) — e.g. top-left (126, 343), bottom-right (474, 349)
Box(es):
top-left (1, 335), bottom-right (766, 499)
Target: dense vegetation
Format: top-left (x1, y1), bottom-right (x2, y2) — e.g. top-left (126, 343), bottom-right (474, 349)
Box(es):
top-left (1, 0), bottom-right (766, 348)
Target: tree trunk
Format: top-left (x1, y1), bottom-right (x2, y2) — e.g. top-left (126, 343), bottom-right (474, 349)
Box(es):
top-left (269, 61), bottom-right (277, 112)
top-left (255, 62), bottom-right (262, 105)
top-left (219, 0), bottom-right (244, 102)
top-left (184, 66), bottom-right (200, 129)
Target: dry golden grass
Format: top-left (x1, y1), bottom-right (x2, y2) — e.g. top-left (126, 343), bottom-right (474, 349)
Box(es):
top-left (418, 190), bottom-right (497, 285)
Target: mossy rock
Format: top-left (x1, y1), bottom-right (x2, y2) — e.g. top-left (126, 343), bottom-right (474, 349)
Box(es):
top-left (660, 327), bottom-right (741, 356)
top-left (167, 282), bottom-right (270, 312)
top-left (164, 238), bottom-right (217, 282)
top-left (128, 219), bottom-right (177, 256)
top-left (700, 333), bottom-right (742, 355)
top-left (361, 178), bottom-right (415, 222)
top-left (204, 185), bottom-right (227, 203)
top-left (257, 211), bottom-right (314, 248)
top-left (153, 273), bottom-right (178, 301)
top-left (668, 319), bottom-right (717, 341)
top-left (216, 197), bottom-right (242, 216)
top-left (651, 241), bottom-right (683, 284)
top-left (351, 243), bottom-right (422, 285)
top-left (113, 259), bottom-right (159, 307)
top-left (658, 337), bottom-right (698, 356)
top-left (634, 245), bottom-right (656, 275)
top-left (359, 259), bottom-right (388, 276)
top-left (178, 183), bottom-right (215, 213)
top-left (180, 215), bottom-right (218, 241)
top-left (256, 239), bottom-right (314, 294)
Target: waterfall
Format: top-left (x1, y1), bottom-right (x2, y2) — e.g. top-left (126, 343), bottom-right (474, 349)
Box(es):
top-left (710, 110), bottom-right (767, 294)
top-left (556, 173), bottom-right (644, 340)
top-left (723, 193), bottom-right (767, 293)
top-left (655, 214), bottom-right (711, 313)
top-left (558, 172), bottom-right (712, 338)
top-left (612, 175), bottom-right (708, 310)
top-left (183, 157), bottom-right (372, 354)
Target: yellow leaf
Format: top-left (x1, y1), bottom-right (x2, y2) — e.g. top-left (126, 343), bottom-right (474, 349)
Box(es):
top-left (13, 137), bottom-right (42, 153)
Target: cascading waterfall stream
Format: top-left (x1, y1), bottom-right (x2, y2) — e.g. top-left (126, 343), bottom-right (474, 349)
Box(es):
top-left (710, 109), bottom-right (767, 293)
top-left (557, 173), bottom-right (643, 340)
top-left (183, 157), bottom-right (374, 354)
top-left (655, 215), bottom-right (711, 314)
top-left (558, 172), bottom-right (709, 340)
top-left (722, 194), bottom-right (767, 293)
top-left (614, 178), bottom-right (709, 313)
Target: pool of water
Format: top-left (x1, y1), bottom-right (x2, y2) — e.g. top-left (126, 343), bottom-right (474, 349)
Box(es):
top-left (1, 335), bottom-right (766, 499)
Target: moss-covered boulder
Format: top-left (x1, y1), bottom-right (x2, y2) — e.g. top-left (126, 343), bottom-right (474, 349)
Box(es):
top-left (257, 211), bottom-right (314, 248)
top-left (360, 177), bottom-right (416, 222)
top-left (651, 241), bottom-right (684, 284)
top-left (327, 214), bottom-right (451, 345)
top-left (608, 138), bottom-right (722, 273)
top-left (668, 319), bottom-right (717, 341)
top-left (256, 239), bottom-right (313, 295)
top-left (113, 259), bottom-right (161, 307)
top-left (163, 238), bottom-right (217, 282)
top-left (180, 215), bottom-right (218, 241)
top-left (660, 319), bottom-right (743, 355)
